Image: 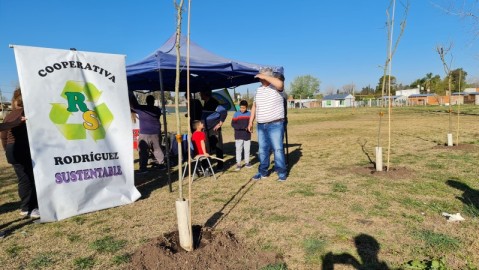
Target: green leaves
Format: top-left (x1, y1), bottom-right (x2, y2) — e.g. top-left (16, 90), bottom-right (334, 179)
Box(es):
top-left (289, 75), bottom-right (321, 99)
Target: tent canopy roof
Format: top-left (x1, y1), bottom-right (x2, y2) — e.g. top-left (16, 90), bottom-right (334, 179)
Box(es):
top-left (126, 34), bottom-right (283, 93)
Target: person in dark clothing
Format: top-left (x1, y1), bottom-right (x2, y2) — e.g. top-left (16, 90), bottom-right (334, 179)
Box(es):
top-left (1, 88), bottom-right (40, 218)
top-left (0, 112), bottom-right (27, 237)
top-left (200, 90), bottom-right (225, 170)
top-left (185, 93), bottom-right (203, 132)
top-left (231, 100), bottom-right (252, 171)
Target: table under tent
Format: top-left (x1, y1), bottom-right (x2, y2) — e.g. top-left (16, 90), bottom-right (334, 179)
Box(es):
top-left (126, 33), bottom-right (284, 191)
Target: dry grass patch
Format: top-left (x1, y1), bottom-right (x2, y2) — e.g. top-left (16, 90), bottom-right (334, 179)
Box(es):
top-left (1, 106), bottom-right (479, 269)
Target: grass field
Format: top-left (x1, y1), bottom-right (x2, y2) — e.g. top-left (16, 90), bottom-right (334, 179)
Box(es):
top-left (1, 105), bottom-right (478, 269)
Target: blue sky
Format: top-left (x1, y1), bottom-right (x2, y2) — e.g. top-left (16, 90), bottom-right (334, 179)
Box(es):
top-left (1, 0), bottom-right (478, 99)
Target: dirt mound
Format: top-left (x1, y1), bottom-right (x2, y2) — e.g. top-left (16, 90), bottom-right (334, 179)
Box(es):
top-left (433, 143), bottom-right (478, 152)
top-left (351, 166), bottom-right (414, 180)
top-left (130, 226), bottom-right (284, 270)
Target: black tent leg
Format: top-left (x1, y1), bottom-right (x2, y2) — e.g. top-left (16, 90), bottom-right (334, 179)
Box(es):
top-left (284, 121), bottom-right (289, 172)
top-left (159, 69), bottom-right (173, 192)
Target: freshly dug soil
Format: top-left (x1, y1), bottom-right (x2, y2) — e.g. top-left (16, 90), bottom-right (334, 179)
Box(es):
top-left (351, 166), bottom-right (414, 180)
top-left (433, 143), bottom-right (478, 152)
top-left (130, 225), bottom-right (284, 270)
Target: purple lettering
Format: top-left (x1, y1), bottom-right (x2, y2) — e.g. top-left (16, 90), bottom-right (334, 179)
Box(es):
top-left (55, 173), bottom-right (63, 184)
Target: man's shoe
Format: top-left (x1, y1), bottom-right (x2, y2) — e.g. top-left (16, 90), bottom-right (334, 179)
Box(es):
top-left (20, 210), bottom-right (29, 216)
top-left (252, 173), bottom-right (268, 181)
top-left (152, 164), bottom-right (167, 171)
top-left (235, 164), bottom-right (241, 171)
top-left (136, 169), bottom-right (148, 175)
top-left (29, 208), bottom-right (40, 219)
top-left (277, 175), bottom-right (287, 182)
top-left (245, 163), bottom-right (252, 169)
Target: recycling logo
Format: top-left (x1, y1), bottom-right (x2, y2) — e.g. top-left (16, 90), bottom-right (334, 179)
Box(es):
top-left (49, 81), bottom-right (114, 141)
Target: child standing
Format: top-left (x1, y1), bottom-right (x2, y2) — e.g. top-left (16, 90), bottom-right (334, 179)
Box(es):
top-left (231, 100), bottom-right (252, 171)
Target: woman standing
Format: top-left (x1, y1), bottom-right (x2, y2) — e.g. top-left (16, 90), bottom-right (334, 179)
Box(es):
top-left (1, 88), bottom-right (39, 218)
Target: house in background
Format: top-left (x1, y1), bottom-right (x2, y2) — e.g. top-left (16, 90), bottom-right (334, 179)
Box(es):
top-left (463, 88), bottom-right (479, 105)
top-left (396, 88), bottom-right (420, 97)
top-left (408, 94), bottom-right (464, 105)
top-left (289, 98), bottom-right (320, 108)
top-left (453, 91), bottom-right (479, 105)
top-left (464, 87), bottom-right (479, 93)
top-left (467, 92), bottom-right (479, 105)
top-left (322, 93), bottom-right (355, 108)
top-left (408, 94), bottom-right (440, 105)
top-left (378, 95), bottom-right (408, 106)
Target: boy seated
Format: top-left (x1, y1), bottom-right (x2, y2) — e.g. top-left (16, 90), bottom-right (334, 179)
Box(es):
top-left (191, 120), bottom-right (209, 158)
top-left (191, 120), bottom-right (212, 176)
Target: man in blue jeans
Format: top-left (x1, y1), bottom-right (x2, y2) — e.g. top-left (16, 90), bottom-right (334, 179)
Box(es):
top-left (247, 68), bottom-right (287, 182)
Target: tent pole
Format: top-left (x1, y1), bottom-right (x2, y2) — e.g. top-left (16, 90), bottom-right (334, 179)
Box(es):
top-left (284, 100), bottom-right (290, 170)
top-left (284, 121), bottom-right (289, 169)
top-left (159, 69), bottom-right (173, 192)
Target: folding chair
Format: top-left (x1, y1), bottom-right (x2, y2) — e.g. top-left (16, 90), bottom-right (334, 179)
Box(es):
top-left (181, 135), bottom-right (216, 181)
top-left (182, 155), bottom-right (217, 181)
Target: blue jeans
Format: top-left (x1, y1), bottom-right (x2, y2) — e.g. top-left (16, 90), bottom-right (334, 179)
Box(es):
top-left (257, 120), bottom-right (287, 178)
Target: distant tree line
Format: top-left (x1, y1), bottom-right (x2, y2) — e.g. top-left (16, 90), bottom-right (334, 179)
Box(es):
top-left (373, 68), bottom-right (470, 95)
top-left (285, 68), bottom-right (475, 101)
top-left (135, 67), bottom-right (475, 104)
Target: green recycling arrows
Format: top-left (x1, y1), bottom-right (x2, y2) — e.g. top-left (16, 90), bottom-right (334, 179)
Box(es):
top-left (50, 81), bottom-right (114, 141)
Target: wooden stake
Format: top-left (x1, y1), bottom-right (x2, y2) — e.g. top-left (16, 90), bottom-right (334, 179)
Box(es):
top-left (186, 0), bottom-right (193, 250)
top-left (174, 0), bottom-right (185, 199)
top-left (386, 0), bottom-right (396, 172)
top-left (456, 70), bottom-right (461, 145)
top-left (456, 101), bottom-right (460, 145)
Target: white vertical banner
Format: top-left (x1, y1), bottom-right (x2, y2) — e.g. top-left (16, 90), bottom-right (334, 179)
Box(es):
top-left (13, 45), bottom-right (141, 222)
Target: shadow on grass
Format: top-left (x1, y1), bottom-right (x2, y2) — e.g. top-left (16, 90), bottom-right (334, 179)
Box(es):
top-left (173, 141), bottom-right (253, 173)
top-left (134, 167), bottom-right (178, 199)
top-left (446, 179), bottom-right (479, 213)
top-left (222, 141), bottom-right (259, 171)
top-left (0, 201), bottom-right (21, 215)
top-left (209, 139), bottom-right (302, 174)
top-left (322, 234), bottom-right (389, 270)
top-left (286, 145), bottom-right (302, 172)
top-left (0, 217), bottom-right (36, 239)
top-left (135, 148), bottom-right (244, 198)
top-left (228, 139), bottom-right (303, 174)
top-left (141, 140), bottom-right (257, 197)
top-left (204, 178), bottom-right (255, 229)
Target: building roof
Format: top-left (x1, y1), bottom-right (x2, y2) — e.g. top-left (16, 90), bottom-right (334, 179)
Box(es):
top-left (380, 95), bottom-right (402, 99)
top-left (322, 93), bottom-right (353, 100)
top-left (453, 91), bottom-right (479, 95)
top-left (408, 94), bottom-right (436, 98)
top-left (395, 88), bottom-right (420, 96)
top-left (292, 99), bottom-right (318, 102)
top-left (464, 88), bottom-right (479, 93)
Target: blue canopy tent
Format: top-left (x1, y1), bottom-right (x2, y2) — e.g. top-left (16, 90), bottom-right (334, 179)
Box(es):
top-left (126, 34), bottom-right (283, 92)
top-left (125, 34), bottom-right (284, 191)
